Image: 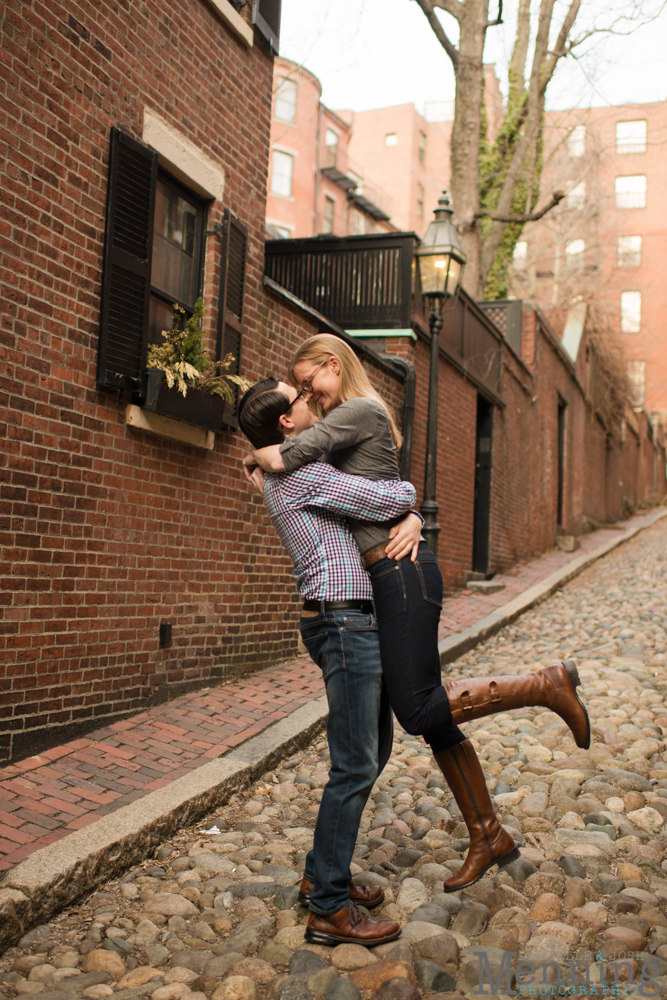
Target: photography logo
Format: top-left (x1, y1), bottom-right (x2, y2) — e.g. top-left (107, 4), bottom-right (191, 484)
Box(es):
top-left (472, 950), bottom-right (661, 997)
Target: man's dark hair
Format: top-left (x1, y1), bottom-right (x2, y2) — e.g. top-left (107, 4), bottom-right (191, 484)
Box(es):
top-left (238, 376), bottom-right (291, 449)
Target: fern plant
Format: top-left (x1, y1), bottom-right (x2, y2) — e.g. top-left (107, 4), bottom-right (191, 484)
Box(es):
top-left (147, 299), bottom-right (251, 403)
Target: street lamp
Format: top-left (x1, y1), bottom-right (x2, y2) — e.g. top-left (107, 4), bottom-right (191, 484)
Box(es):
top-left (414, 191), bottom-right (467, 559)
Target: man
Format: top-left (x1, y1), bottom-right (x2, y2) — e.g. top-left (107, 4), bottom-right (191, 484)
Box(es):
top-left (238, 377), bottom-right (421, 946)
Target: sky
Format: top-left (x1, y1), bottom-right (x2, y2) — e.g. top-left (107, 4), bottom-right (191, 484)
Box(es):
top-left (279, 0), bottom-right (667, 116)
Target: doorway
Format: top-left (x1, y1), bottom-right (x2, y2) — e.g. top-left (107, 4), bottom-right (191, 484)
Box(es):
top-left (557, 398), bottom-right (566, 526)
top-left (472, 395), bottom-right (493, 574)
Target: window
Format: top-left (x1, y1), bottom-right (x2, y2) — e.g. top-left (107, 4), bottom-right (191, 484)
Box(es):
top-left (96, 128), bottom-right (247, 428)
top-left (565, 239), bottom-right (585, 267)
top-left (621, 291), bottom-right (641, 333)
top-left (275, 76), bottom-right (297, 123)
top-left (385, 133), bottom-right (397, 147)
top-left (627, 361), bottom-right (646, 409)
top-left (417, 183), bottom-right (424, 218)
top-left (322, 195), bottom-right (335, 234)
top-left (271, 150), bottom-right (294, 197)
top-left (568, 125), bottom-right (586, 158)
top-left (617, 236), bottom-right (642, 267)
top-left (566, 182), bottom-right (585, 209)
top-left (513, 241), bottom-right (527, 265)
top-left (418, 131), bottom-right (426, 165)
top-left (350, 209), bottom-right (364, 235)
top-left (149, 175), bottom-right (205, 346)
top-left (616, 120), bottom-right (647, 155)
top-left (615, 175), bottom-right (646, 209)
top-left (325, 128), bottom-right (338, 168)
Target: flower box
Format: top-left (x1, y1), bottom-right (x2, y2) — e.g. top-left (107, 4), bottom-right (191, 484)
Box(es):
top-left (141, 369), bottom-right (225, 432)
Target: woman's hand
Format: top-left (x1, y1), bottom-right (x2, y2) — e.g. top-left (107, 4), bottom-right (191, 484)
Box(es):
top-left (242, 452), bottom-right (259, 484)
top-left (385, 512), bottom-right (423, 562)
top-left (247, 466), bottom-right (265, 496)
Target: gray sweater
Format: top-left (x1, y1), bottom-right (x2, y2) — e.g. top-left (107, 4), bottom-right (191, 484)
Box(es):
top-left (279, 397), bottom-right (403, 555)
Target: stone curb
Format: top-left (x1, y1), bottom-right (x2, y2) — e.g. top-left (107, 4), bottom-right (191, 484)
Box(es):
top-left (439, 507), bottom-right (667, 667)
top-left (0, 695), bottom-right (329, 955)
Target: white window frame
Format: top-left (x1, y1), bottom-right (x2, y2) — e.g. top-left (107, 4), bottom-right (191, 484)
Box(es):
top-left (566, 182), bottom-right (585, 209)
top-left (627, 361), bottom-right (646, 409)
top-left (568, 125), bottom-right (586, 158)
top-left (617, 236), bottom-right (642, 268)
top-left (616, 120), bottom-right (647, 155)
top-left (620, 291), bottom-right (641, 333)
top-left (385, 133), bottom-right (397, 147)
top-left (275, 77), bottom-right (297, 123)
top-left (615, 175), bottom-right (646, 209)
top-left (322, 194), bottom-right (335, 234)
top-left (270, 149), bottom-right (294, 198)
top-left (513, 241), bottom-right (528, 265)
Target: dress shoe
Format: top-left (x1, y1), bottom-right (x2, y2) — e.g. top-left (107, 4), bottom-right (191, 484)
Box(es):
top-left (305, 902), bottom-right (400, 946)
top-left (297, 875), bottom-right (384, 909)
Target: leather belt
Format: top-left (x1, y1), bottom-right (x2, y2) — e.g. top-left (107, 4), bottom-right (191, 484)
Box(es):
top-left (302, 599), bottom-right (374, 613)
top-left (361, 542), bottom-right (390, 568)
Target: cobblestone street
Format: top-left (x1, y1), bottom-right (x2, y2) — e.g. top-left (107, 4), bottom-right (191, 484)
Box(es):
top-left (2, 518), bottom-right (667, 1000)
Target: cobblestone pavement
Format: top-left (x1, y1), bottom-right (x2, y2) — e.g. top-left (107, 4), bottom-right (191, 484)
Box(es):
top-left (3, 517), bottom-right (667, 1000)
top-left (0, 511), bottom-right (660, 873)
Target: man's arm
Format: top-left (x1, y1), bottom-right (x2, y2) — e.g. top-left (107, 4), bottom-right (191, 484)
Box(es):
top-left (278, 463), bottom-right (416, 521)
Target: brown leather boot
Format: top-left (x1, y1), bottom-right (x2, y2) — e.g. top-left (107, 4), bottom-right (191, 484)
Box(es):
top-left (297, 875), bottom-right (384, 909)
top-left (305, 902), bottom-right (401, 946)
top-left (445, 659), bottom-right (590, 749)
top-left (434, 739), bottom-right (520, 892)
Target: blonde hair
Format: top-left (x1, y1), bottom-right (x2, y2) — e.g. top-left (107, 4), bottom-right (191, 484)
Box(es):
top-left (288, 334), bottom-right (403, 449)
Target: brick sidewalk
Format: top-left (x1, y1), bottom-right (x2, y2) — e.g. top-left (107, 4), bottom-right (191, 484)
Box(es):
top-left (0, 509), bottom-right (659, 874)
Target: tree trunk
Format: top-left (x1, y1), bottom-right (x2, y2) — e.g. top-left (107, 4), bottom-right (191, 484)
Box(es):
top-left (449, 0), bottom-right (489, 298)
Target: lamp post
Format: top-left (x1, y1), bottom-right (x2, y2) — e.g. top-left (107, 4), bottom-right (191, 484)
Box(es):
top-left (414, 191), bottom-right (467, 559)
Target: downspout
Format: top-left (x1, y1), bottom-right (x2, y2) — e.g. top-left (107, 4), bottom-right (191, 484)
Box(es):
top-left (314, 102), bottom-right (323, 235)
top-left (382, 354), bottom-right (415, 481)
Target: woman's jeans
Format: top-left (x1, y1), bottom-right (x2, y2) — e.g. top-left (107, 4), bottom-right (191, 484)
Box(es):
top-left (368, 541), bottom-right (466, 754)
top-left (299, 606), bottom-right (393, 915)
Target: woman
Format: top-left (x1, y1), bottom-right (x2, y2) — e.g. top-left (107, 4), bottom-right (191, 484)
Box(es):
top-left (244, 334), bottom-right (590, 891)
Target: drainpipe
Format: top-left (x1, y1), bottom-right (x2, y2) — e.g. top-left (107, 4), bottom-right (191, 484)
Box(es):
top-left (381, 355), bottom-right (415, 481)
top-left (314, 102), bottom-right (323, 235)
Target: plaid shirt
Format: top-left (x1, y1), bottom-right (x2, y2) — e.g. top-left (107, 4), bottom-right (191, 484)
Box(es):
top-left (263, 463), bottom-right (416, 600)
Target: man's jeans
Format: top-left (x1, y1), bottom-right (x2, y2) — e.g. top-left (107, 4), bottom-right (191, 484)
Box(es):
top-left (299, 606), bottom-right (393, 915)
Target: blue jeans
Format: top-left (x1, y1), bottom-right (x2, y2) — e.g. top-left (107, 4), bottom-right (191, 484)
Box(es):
top-left (299, 606), bottom-right (393, 915)
top-left (367, 541), bottom-right (465, 754)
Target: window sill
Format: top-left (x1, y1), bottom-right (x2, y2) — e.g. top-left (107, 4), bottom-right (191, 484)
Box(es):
top-left (204, 0), bottom-right (254, 47)
top-left (126, 405), bottom-right (215, 450)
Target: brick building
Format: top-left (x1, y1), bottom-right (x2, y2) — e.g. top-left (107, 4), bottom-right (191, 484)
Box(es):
top-left (266, 58), bottom-right (394, 239)
top-left (509, 100), bottom-right (667, 423)
top-left (1, 1), bottom-right (665, 766)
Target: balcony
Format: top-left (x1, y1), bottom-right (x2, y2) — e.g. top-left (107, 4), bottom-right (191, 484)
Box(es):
top-left (320, 157), bottom-right (393, 222)
top-left (265, 232), bottom-right (416, 329)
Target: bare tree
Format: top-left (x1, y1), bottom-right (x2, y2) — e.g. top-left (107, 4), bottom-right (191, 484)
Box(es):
top-left (412, 0), bottom-right (663, 298)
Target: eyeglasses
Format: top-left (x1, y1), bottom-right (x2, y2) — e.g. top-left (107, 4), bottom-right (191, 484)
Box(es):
top-left (285, 386), bottom-right (307, 411)
top-left (300, 359), bottom-right (328, 394)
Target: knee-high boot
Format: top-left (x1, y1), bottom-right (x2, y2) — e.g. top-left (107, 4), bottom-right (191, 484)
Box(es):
top-left (433, 739), bottom-right (520, 892)
top-left (445, 660), bottom-right (590, 749)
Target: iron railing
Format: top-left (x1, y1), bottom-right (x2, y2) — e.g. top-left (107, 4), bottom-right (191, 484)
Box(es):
top-left (265, 233), bottom-right (417, 329)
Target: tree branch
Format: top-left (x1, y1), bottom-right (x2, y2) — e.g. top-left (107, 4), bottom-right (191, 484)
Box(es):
top-left (430, 0), bottom-right (464, 19)
top-left (541, 0), bottom-right (581, 91)
top-left (475, 190), bottom-right (565, 222)
top-left (414, 0), bottom-right (459, 67)
top-left (486, 0), bottom-right (503, 26)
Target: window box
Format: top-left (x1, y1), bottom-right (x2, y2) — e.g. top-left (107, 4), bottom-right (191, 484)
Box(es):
top-left (140, 369), bottom-right (225, 432)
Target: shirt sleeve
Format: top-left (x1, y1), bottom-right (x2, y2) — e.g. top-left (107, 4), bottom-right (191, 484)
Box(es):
top-left (279, 398), bottom-right (379, 472)
top-left (276, 463), bottom-right (416, 521)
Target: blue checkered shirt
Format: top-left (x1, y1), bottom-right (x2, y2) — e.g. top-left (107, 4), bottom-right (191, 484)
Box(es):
top-left (263, 463), bottom-right (416, 600)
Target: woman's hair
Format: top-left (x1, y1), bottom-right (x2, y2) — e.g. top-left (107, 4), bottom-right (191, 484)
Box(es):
top-left (287, 334), bottom-right (403, 448)
top-left (238, 376), bottom-right (290, 449)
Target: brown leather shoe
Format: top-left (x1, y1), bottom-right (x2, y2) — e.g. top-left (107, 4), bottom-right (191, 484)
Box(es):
top-left (297, 876), bottom-right (384, 909)
top-left (434, 739), bottom-right (520, 892)
top-left (305, 902), bottom-right (401, 946)
top-left (445, 659), bottom-right (590, 749)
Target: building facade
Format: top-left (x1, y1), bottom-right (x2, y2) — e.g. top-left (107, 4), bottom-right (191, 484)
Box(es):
top-left (266, 58), bottom-right (394, 239)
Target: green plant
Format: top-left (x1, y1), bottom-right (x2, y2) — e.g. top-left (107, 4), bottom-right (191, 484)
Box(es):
top-left (147, 299), bottom-right (251, 403)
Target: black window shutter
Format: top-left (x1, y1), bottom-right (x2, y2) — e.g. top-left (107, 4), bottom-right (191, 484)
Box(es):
top-left (97, 127), bottom-right (157, 391)
top-left (252, 0), bottom-right (281, 53)
top-left (217, 210), bottom-right (248, 428)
